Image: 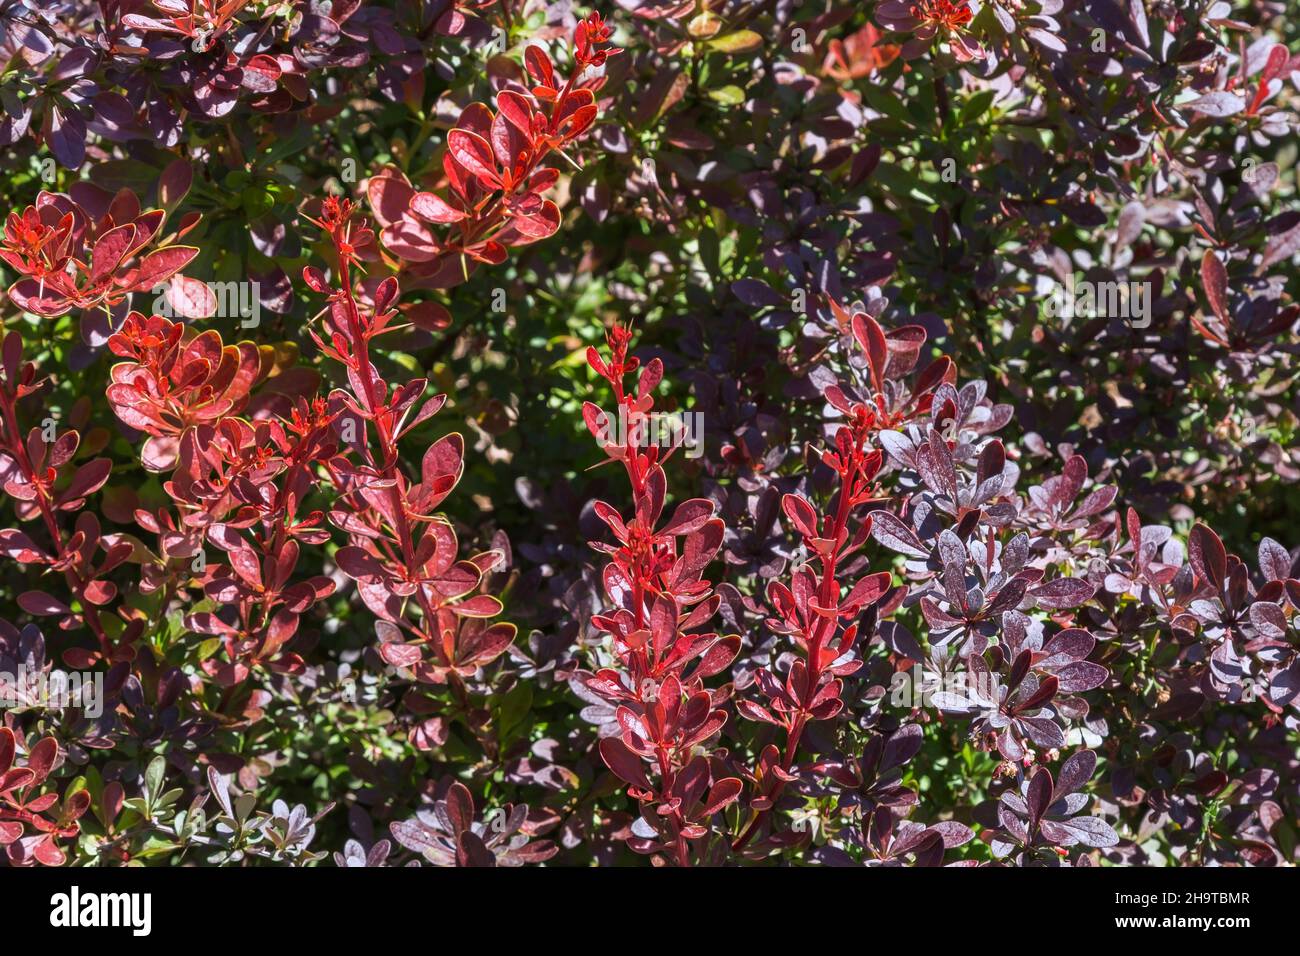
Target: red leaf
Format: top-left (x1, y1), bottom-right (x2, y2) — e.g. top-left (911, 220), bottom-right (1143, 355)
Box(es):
top-left (496, 89), bottom-right (534, 132)
top-left (58, 458), bottom-right (112, 506)
top-left (1027, 766), bottom-right (1052, 826)
top-left (841, 571), bottom-right (893, 613)
top-left (0, 728), bottom-right (13, 776)
top-left (158, 158), bottom-right (193, 209)
top-left (524, 45), bottom-right (556, 90)
top-left (1188, 523), bottom-right (1228, 590)
top-left (599, 737), bottom-right (652, 789)
top-left (403, 301), bottom-right (452, 332)
top-left (17, 591), bottom-right (72, 616)
top-left (366, 165), bottom-right (416, 227)
top-left (0, 529), bottom-right (50, 563)
top-left (446, 129), bottom-right (501, 188)
top-left (91, 224), bottom-right (136, 283)
top-left (33, 834), bottom-right (67, 866)
top-left (660, 498), bottom-right (714, 536)
top-left (133, 246), bottom-right (199, 290)
top-left (421, 433), bottom-right (464, 493)
top-left (229, 548), bottom-right (263, 589)
top-left (83, 579), bottom-right (117, 606)
top-left (453, 594), bottom-right (503, 618)
top-left (444, 782), bottom-right (475, 837)
top-left (508, 200), bottom-right (560, 241)
top-left (701, 777), bottom-right (743, 816)
top-left (410, 191), bottom-right (466, 224)
top-left (782, 494), bottom-right (818, 539)
top-left (165, 275), bottom-right (217, 319)
top-left (379, 642), bottom-right (423, 668)
top-left (1201, 250), bottom-right (1229, 322)
top-left (25, 737), bottom-right (59, 787)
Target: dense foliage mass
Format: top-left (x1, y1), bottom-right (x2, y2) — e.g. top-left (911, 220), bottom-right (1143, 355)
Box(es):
top-left (0, 0), bottom-right (1298, 868)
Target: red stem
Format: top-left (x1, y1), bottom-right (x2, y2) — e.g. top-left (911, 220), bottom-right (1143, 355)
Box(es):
top-left (732, 430), bottom-right (866, 852)
top-left (0, 387), bottom-right (112, 655)
top-left (334, 246), bottom-right (449, 647)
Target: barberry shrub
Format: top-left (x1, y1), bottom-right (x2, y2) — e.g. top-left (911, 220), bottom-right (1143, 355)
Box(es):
top-left (0, 2), bottom-right (1297, 870)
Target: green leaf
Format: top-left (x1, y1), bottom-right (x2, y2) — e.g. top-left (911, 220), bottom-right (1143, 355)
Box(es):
top-left (496, 683), bottom-right (534, 743)
top-left (708, 85), bottom-right (745, 106)
top-left (958, 89), bottom-right (997, 125)
top-left (145, 755), bottom-right (166, 804)
top-left (234, 792), bottom-right (257, 824)
top-left (707, 30), bottom-right (762, 54)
